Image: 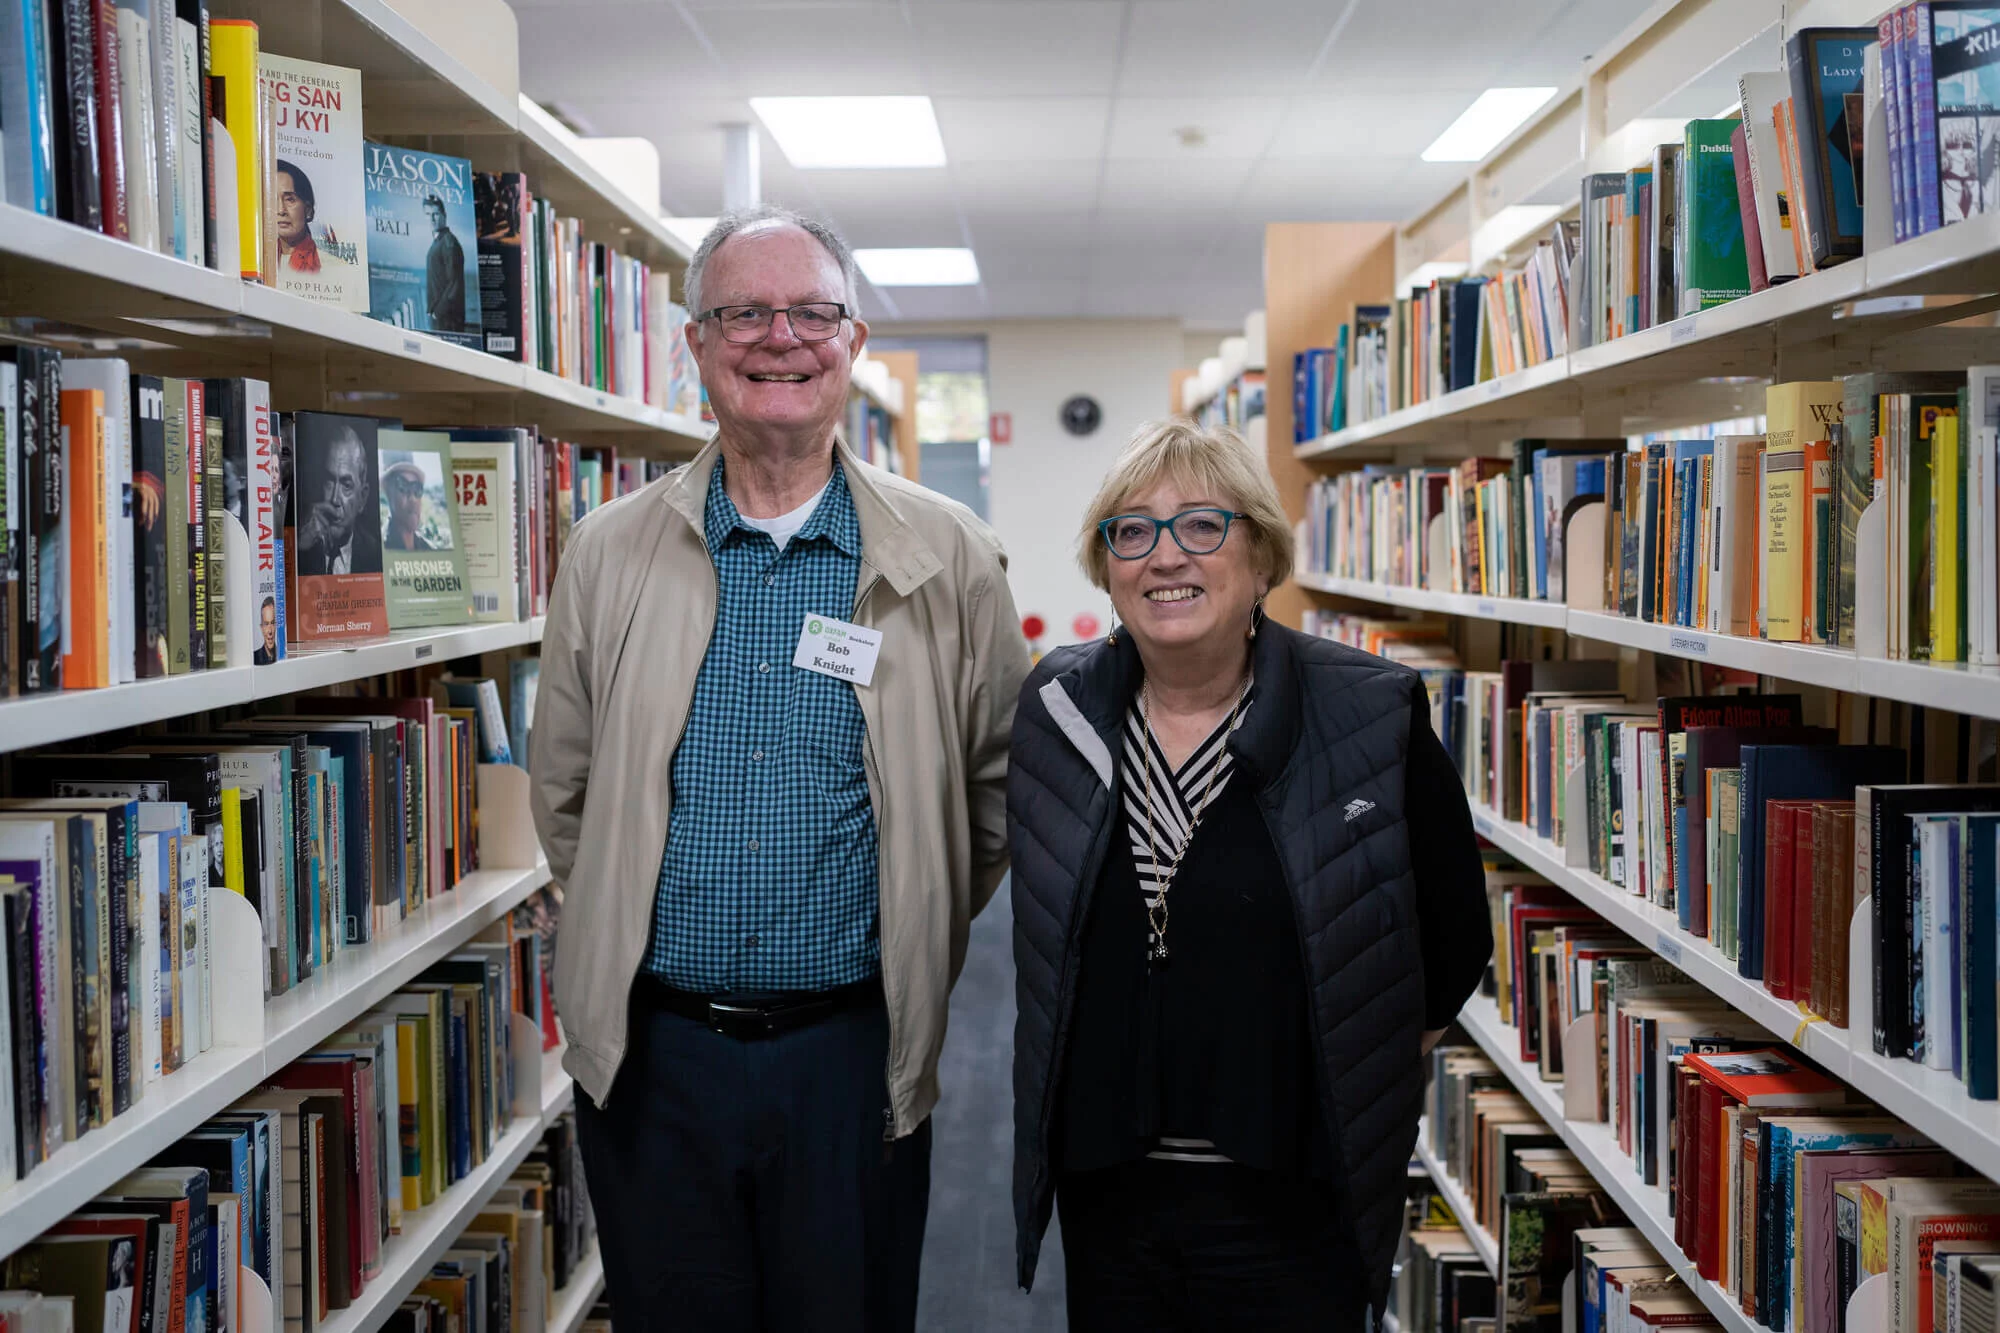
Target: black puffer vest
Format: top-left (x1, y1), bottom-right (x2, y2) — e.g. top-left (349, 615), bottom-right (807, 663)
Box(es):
top-left (1008, 624), bottom-right (1435, 1315)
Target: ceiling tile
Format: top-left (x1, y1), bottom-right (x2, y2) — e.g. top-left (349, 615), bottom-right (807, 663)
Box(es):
top-left (1115, 0), bottom-right (1345, 94)
top-left (908, 3), bottom-right (1129, 96)
top-left (982, 279), bottom-right (1087, 319)
top-left (952, 160), bottom-right (1103, 214)
top-left (688, 5), bottom-right (926, 94)
top-left (514, 7), bottom-right (738, 104)
top-left (1104, 98), bottom-right (1286, 160)
top-left (869, 286), bottom-right (993, 322)
top-left (1235, 156), bottom-right (1461, 220)
top-left (933, 98), bottom-right (1111, 163)
top-left (1097, 157), bottom-right (1257, 210)
top-left (1266, 96), bottom-right (1468, 160)
top-left (976, 242), bottom-right (1091, 283)
top-left (962, 210), bottom-right (1096, 253)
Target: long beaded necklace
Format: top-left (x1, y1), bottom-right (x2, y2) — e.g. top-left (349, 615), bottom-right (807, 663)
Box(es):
top-left (1138, 674), bottom-right (1252, 966)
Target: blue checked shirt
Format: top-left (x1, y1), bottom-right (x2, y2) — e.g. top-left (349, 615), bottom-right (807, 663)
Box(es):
top-left (645, 461), bottom-right (881, 992)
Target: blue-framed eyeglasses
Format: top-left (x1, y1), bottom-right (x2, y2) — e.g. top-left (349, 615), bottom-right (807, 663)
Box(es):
top-left (1097, 509), bottom-right (1249, 560)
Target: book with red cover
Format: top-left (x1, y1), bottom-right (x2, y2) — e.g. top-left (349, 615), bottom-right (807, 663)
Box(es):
top-left (1764, 799), bottom-right (1816, 1001)
top-left (45, 1214), bottom-right (151, 1333)
top-left (1695, 1079), bottom-right (1736, 1281)
top-left (1788, 801), bottom-right (1847, 1011)
top-left (262, 1063), bottom-right (363, 1307)
top-left (1686, 1047), bottom-right (1845, 1107)
top-left (1509, 903), bottom-right (1597, 1063)
top-left (88, 0), bottom-right (126, 239)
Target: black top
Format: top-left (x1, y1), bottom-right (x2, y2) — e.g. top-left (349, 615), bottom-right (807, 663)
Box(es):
top-left (1056, 702), bottom-right (1483, 1178)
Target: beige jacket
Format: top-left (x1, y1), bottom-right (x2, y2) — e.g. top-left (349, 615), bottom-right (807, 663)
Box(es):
top-left (529, 437), bottom-right (1029, 1135)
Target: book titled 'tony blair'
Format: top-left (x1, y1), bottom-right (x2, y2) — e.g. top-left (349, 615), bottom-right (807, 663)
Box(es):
top-left (365, 143), bottom-right (483, 349)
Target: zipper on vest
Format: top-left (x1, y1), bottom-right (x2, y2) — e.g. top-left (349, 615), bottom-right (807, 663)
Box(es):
top-left (1032, 800), bottom-right (1120, 1201)
top-left (849, 567), bottom-right (905, 1138)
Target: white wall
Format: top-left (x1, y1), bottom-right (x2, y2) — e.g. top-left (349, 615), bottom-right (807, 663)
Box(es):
top-left (878, 318), bottom-right (1186, 649)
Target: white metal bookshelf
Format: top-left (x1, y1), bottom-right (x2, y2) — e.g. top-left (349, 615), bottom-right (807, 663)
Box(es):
top-left (1298, 575), bottom-right (2000, 723)
top-left (0, 619), bottom-right (547, 756)
top-left (548, 1248), bottom-right (606, 1333)
top-left (0, 860), bottom-right (552, 1262)
top-left (1453, 995), bottom-right (1759, 1333)
top-left (1409, 1124), bottom-right (1499, 1276)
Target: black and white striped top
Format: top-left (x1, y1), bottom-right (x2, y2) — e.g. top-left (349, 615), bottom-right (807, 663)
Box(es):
top-left (1120, 679), bottom-right (1255, 907)
top-left (1118, 677), bottom-right (1254, 1164)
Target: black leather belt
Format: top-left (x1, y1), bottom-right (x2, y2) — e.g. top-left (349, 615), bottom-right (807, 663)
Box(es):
top-left (641, 975), bottom-right (884, 1040)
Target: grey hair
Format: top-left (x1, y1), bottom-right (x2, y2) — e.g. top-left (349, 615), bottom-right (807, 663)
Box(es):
top-left (683, 205), bottom-right (861, 319)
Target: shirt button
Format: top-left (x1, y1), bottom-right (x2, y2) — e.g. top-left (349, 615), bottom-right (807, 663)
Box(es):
top-left (746, 837), bottom-right (760, 852)
top-left (751, 750), bottom-right (765, 762)
top-left (758, 662), bottom-right (771, 674)
top-left (764, 575), bottom-right (774, 587)
top-left (745, 934), bottom-right (759, 948)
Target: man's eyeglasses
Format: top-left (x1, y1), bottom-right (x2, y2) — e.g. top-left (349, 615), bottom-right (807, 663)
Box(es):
top-left (1097, 509), bottom-right (1249, 561)
top-left (697, 303), bottom-right (851, 344)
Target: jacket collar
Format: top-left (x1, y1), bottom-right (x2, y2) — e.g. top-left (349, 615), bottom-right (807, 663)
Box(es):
top-left (1047, 619), bottom-right (1305, 791)
top-left (664, 434), bottom-right (944, 596)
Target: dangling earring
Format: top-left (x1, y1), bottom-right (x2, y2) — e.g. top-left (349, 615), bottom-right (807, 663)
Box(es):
top-left (1247, 598), bottom-right (1265, 642)
top-left (1106, 624), bottom-right (1120, 646)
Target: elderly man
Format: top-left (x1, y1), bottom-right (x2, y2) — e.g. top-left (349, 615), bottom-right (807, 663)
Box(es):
top-left (529, 205), bottom-right (1028, 1331)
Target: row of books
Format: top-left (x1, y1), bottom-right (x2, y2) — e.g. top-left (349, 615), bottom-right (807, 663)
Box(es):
top-left (1483, 860), bottom-right (2000, 1333)
top-left (1879, 5), bottom-right (2000, 246)
top-left (387, 1107), bottom-right (596, 1333)
top-left (0, 669), bottom-right (533, 1196)
top-left (0, 922), bottom-right (535, 1333)
top-left (0, 6), bottom-right (680, 405)
top-left (0, 346), bottom-right (663, 696)
top-left (1301, 366), bottom-right (2000, 665)
top-left (1192, 370), bottom-right (1264, 434)
top-left (1391, 1180), bottom-right (1497, 1333)
top-left (1420, 1042), bottom-right (1738, 1332)
top-left (844, 392), bottom-right (897, 473)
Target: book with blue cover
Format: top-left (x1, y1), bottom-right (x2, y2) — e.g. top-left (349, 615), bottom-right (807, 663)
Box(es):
top-left (1448, 278), bottom-right (1486, 393)
top-left (364, 142), bottom-right (481, 349)
top-left (1931, 4), bottom-right (2000, 226)
top-left (1785, 27), bottom-right (1874, 263)
top-left (1736, 744), bottom-right (1907, 980)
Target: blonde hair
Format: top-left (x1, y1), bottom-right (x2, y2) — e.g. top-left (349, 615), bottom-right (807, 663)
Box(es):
top-left (1077, 418), bottom-right (1294, 592)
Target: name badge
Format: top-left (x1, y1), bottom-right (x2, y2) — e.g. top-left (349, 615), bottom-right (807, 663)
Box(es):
top-left (793, 613), bottom-right (882, 686)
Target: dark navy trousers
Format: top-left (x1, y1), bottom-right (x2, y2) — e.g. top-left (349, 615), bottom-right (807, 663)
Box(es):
top-left (575, 985), bottom-right (931, 1332)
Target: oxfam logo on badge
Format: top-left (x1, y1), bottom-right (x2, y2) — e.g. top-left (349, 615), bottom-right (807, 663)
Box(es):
top-left (809, 619), bottom-right (824, 634)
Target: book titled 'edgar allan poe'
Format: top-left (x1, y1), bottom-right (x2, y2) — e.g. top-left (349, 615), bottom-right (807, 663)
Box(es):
top-left (286, 411), bottom-right (388, 645)
top-left (259, 53), bottom-right (367, 311)
top-left (365, 143), bottom-right (481, 349)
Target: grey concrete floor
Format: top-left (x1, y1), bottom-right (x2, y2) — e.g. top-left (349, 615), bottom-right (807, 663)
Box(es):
top-left (916, 884), bottom-right (1069, 1331)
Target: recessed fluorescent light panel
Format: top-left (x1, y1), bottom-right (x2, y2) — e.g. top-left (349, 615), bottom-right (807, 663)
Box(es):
top-left (749, 97), bottom-right (946, 169)
top-left (1421, 87), bottom-right (1559, 162)
top-left (854, 248), bottom-right (980, 287)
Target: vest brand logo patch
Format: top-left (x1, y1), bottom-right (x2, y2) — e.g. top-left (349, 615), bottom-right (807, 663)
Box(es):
top-left (1343, 797), bottom-right (1376, 822)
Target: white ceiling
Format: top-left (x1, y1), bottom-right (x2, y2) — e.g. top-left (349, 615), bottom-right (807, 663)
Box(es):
top-left (503, 0), bottom-right (1655, 328)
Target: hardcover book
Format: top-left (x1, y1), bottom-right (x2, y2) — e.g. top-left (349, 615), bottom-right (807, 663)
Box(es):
top-left (442, 431), bottom-right (521, 622)
top-left (259, 53), bottom-right (366, 310)
top-left (364, 143), bottom-right (481, 349)
top-left (1680, 118), bottom-right (1752, 314)
top-left (206, 18), bottom-right (263, 282)
top-left (207, 377), bottom-right (281, 663)
top-left (1785, 27), bottom-right (1873, 264)
top-left (377, 430), bottom-right (472, 630)
top-left (286, 411), bottom-right (387, 644)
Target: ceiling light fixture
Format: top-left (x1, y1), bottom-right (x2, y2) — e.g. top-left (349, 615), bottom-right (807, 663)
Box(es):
top-left (1421, 87), bottom-right (1559, 162)
top-left (749, 96), bottom-right (946, 169)
top-left (854, 248), bottom-right (980, 286)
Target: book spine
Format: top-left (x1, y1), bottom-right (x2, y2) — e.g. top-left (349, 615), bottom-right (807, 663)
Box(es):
top-left (31, 350), bottom-right (64, 693)
top-left (52, 0), bottom-right (101, 229)
top-left (1915, 5), bottom-right (1942, 234)
top-left (186, 378), bottom-right (206, 671)
top-left (59, 387), bottom-right (109, 688)
top-left (105, 809), bottom-right (130, 1116)
top-left (88, 0), bottom-right (125, 237)
top-left (162, 381), bottom-right (189, 674)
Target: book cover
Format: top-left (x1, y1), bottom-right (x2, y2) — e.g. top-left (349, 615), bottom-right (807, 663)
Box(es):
top-left (1681, 119), bottom-right (1753, 313)
top-left (442, 433), bottom-right (519, 622)
top-left (1763, 381), bottom-right (1844, 642)
top-left (1932, 6), bottom-right (2000, 226)
top-left (473, 172), bottom-right (528, 361)
top-left (287, 411), bottom-right (386, 645)
top-left (1686, 1047), bottom-right (1845, 1107)
top-left (1786, 27), bottom-right (1873, 264)
top-left (377, 430), bottom-right (471, 630)
top-left (59, 387), bottom-right (110, 688)
top-left (48, 0), bottom-right (102, 230)
top-left (259, 54), bottom-right (365, 310)
top-left (364, 143), bottom-right (480, 349)
top-left (205, 19), bottom-right (261, 282)
top-left (206, 378), bottom-right (280, 663)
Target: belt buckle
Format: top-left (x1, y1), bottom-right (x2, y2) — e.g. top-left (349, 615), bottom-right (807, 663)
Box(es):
top-left (706, 999), bottom-right (765, 1039)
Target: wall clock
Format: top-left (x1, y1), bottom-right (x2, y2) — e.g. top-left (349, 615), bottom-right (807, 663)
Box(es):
top-left (1060, 394), bottom-right (1102, 437)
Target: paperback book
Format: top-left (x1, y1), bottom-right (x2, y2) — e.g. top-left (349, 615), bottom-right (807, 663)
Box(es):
top-left (377, 430), bottom-right (472, 629)
top-left (259, 53), bottom-right (367, 310)
top-left (365, 143), bottom-right (481, 349)
top-left (286, 411), bottom-right (387, 644)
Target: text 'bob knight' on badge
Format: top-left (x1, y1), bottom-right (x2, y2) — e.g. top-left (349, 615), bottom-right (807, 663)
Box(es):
top-left (793, 612), bottom-right (884, 686)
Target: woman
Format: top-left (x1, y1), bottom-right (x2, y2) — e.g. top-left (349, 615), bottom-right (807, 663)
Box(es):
top-left (1008, 419), bottom-right (1492, 1330)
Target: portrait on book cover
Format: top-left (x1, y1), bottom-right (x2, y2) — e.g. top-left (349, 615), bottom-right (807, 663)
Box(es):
top-left (296, 421), bottom-right (382, 577)
top-left (365, 143), bottom-right (483, 348)
top-left (379, 449), bottom-right (455, 553)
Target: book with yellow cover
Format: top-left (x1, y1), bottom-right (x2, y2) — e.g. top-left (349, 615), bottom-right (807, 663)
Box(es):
top-left (208, 21), bottom-right (267, 283)
top-left (1762, 381), bottom-right (1843, 641)
top-left (59, 388), bottom-right (109, 688)
top-left (1932, 413), bottom-right (1963, 662)
top-left (220, 789), bottom-right (244, 897)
